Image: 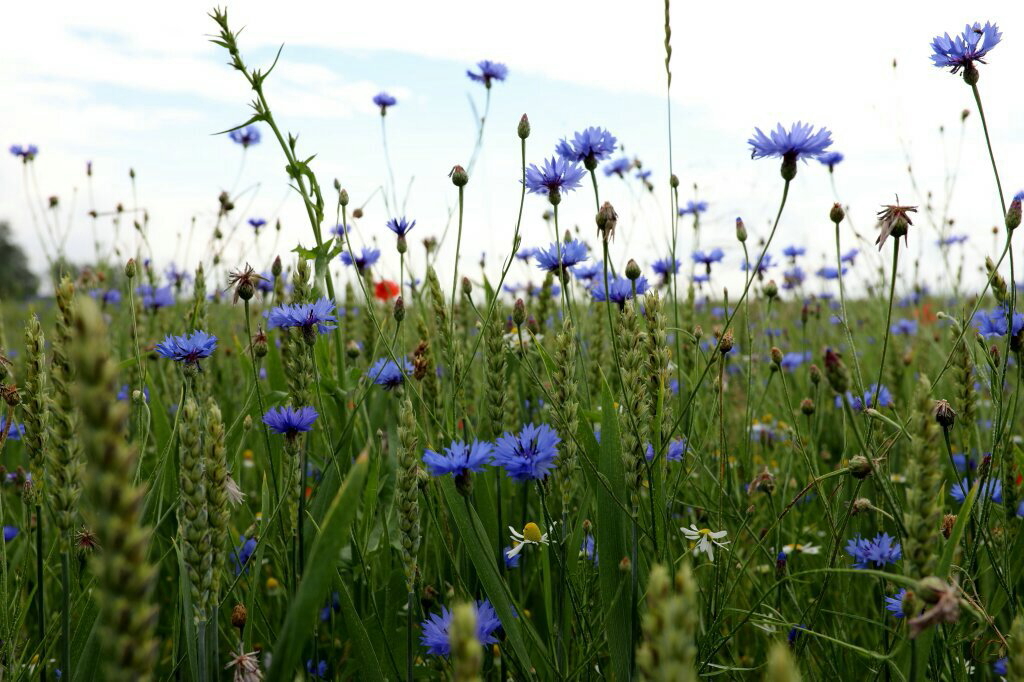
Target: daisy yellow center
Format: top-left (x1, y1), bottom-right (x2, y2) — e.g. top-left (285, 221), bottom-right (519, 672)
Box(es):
top-left (697, 528), bottom-right (712, 536)
top-left (523, 522), bottom-right (543, 543)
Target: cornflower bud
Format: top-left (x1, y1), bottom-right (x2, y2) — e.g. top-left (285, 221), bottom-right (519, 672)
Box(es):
top-left (934, 399), bottom-right (956, 429)
top-left (625, 259), bottom-right (641, 281)
top-left (272, 256), bottom-right (283, 278)
top-left (461, 277), bottom-right (472, 297)
top-left (849, 455), bottom-right (873, 479)
top-left (800, 398), bottom-right (815, 415)
top-left (770, 346), bottom-right (783, 366)
top-left (830, 202), bottom-right (845, 224)
top-left (450, 165), bottom-right (468, 187)
top-left (125, 259), bottom-right (137, 279)
top-left (735, 217), bottom-right (747, 242)
top-left (339, 188), bottom-right (349, 206)
top-left (518, 114), bottom-right (530, 139)
top-left (764, 279), bottom-right (778, 299)
top-left (394, 296), bottom-right (406, 323)
top-left (512, 299), bottom-right (526, 326)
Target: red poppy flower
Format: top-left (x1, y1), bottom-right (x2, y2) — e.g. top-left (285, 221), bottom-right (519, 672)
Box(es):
top-left (375, 279), bottom-right (399, 301)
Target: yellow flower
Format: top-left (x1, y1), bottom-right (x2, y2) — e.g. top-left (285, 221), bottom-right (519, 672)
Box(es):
top-left (506, 522), bottom-right (550, 559)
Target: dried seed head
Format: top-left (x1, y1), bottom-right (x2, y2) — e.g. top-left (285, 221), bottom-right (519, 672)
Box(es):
top-left (933, 399), bottom-right (956, 429)
top-left (719, 330), bottom-right (734, 354)
top-left (941, 513), bottom-right (957, 539)
top-left (231, 604), bottom-right (248, 631)
top-left (849, 455), bottom-right (873, 479)
top-left (852, 497), bottom-right (872, 515)
top-left (597, 202), bottom-right (618, 242)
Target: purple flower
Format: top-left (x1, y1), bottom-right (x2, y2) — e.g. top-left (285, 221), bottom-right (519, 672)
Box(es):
top-left (742, 254), bottom-right (777, 275)
top-left (137, 284), bottom-right (174, 310)
top-left (373, 91), bottom-right (397, 114)
top-left (580, 535), bottom-right (598, 565)
top-left (890, 318), bottom-right (918, 335)
top-left (89, 289), bottom-right (122, 306)
top-left (818, 151), bottom-right (844, 170)
top-left (930, 22), bottom-right (1002, 74)
top-left (644, 438), bottom-right (687, 462)
top-left (9, 144), bottom-right (39, 162)
top-left (782, 267), bottom-right (805, 290)
top-left (590, 275), bottom-right (649, 305)
top-left (885, 588), bottom-right (907, 618)
top-left (534, 239), bottom-right (589, 273)
top-left (841, 248), bottom-right (859, 264)
top-left (229, 125), bottom-right (261, 147)
top-left (845, 532), bottom-right (901, 569)
top-left (816, 265), bottom-right (847, 280)
top-left (515, 247), bottom-right (536, 263)
top-left (248, 217), bottom-right (267, 231)
top-left (306, 660), bottom-right (328, 678)
top-left (937, 234), bottom-right (968, 247)
top-left (652, 258), bottom-right (681, 276)
top-left (603, 157), bottom-right (632, 177)
top-left (780, 351), bottom-right (810, 372)
top-left (154, 330), bottom-right (218, 368)
top-left (262, 406), bottom-right (318, 438)
top-left (2, 526), bottom-right (18, 543)
top-left (572, 261), bottom-right (603, 282)
top-left (230, 535), bottom-right (258, 575)
top-left (782, 245), bottom-right (806, 259)
top-left (0, 417), bottom-right (24, 440)
top-left (267, 297), bottom-right (338, 335)
top-left (165, 263), bottom-right (192, 287)
top-left (493, 423), bottom-right (560, 482)
top-left (367, 357), bottom-right (413, 390)
top-left (467, 60), bottom-right (508, 87)
top-left (422, 440), bottom-right (494, 478)
top-left (331, 223), bottom-right (349, 238)
top-left (951, 476), bottom-right (1001, 504)
top-left (524, 156), bottom-right (587, 198)
top-left (678, 200), bottom-right (708, 216)
top-left (340, 246), bottom-right (381, 271)
top-left (556, 127), bottom-right (617, 166)
top-left (692, 249), bottom-right (725, 266)
top-left (386, 216), bottom-right (416, 237)
top-left (420, 600), bottom-right (502, 657)
top-left (748, 122), bottom-right (833, 164)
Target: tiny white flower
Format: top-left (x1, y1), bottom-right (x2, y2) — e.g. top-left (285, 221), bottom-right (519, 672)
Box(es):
top-left (506, 522), bottom-right (550, 560)
top-left (681, 524), bottom-right (729, 561)
top-left (781, 542), bottom-right (820, 556)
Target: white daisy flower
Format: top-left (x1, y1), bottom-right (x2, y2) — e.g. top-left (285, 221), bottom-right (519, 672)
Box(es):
top-left (681, 524), bottom-right (729, 561)
top-left (506, 522), bottom-right (550, 560)
top-left (781, 543), bottom-right (820, 556)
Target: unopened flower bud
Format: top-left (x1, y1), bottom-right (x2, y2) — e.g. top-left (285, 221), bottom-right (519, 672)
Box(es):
top-left (526, 315), bottom-right (540, 336)
top-left (693, 324), bottom-right (703, 340)
top-left (1007, 193), bottom-right (1022, 232)
top-left (394, 296), bottom-right (406, 322)
top-left (518, 114), bottom-right (530, 139)
top-left (625, 259), bottom-right (641, 281)
top-left (670, 174), bottom-right (679, 188)
top-left (618, 557), bottom-right (631, 573)
top-left (941, 514), bottom-right (957, 539)
top-left (770, 346), bottom-right (783, 366)
top-left (450, 165), bottom-right (468, 187)
top-left (512, 299), bottom-right (526, 326)
top-left (830, 202), bottom-right (845, 224)
top-left (243, 415), bottom-right (253, 431)
top-left (597, 202), bottom-right (617, 242)
top-left (915, 576), bottom-right (949, 605)
top-left (934, 399), bottom-right (956, 429)
top-left (764, 279), bottom-right (778, 299)
top-left (353, 207), bottom-right (364, 219)
top-left (849, 455), bottom-right (873, 479)
top-left (397, 235), bottom-right (408, 254)
top-left (232, 604), bottom-right (248, 631)
top-left (852, 497), bottom-right (872, 515)
top-left (809, 364), bottom-right (821, 385)
top-left (333, 178), bottom-right (341, 191)
top-left (346, 340), bottom-right (361, 359)
top-left (272, 256), bottom-right (283, 277)
top-left (125, 259), bottom-right (137, 279)
top-left (800, 398), bottom-right (815, 415)
top-left (735, 217), bottom-right (747, 243)
top-left (719, 330), bottom-right (734, 354)
top-left (461, 277), bottom-right (472, 297)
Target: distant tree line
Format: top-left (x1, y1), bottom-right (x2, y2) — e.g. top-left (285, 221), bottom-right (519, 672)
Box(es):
top-left (0, 221), bottom-right (40, 300)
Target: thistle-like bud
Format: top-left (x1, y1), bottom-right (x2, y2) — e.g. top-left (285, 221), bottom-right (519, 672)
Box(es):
top-left (272, 256), bottom-right (283, 278)
top-left (933, 399), bottom-right (956, 429)
top-left (625, 259), bottom-right (641, 281)
top-left (941, 514), bottom-right (956, 539)
top-left (512, 298), bottom-right (526, 326)
top-left (231, 604), bottom-right (247, 631)
top-left (800, 398), bottom-right (815, 416)
top-left (397, 235), bottom-right (408, 254)
top-left (1007, 193), bottom-right (1023, 232)
top-left (852, 497), bottom-right (872, 515)
top-left (339, 188), bottom-right (349, 206)
top-left (253, 327), bottom-right (268, 358)
top-left (719, 330), bottom-right (734, 354)
top-left (809, 364), bottom-right (821, 386)
top-left (346, 340), bottom-right (361, 359)
top-left (597, 201), bottom-right (618, 242)
top-left (770, 346), bottom-right (783, 367)
top-left (125, 258), bottom-right (137, 279)
top-left (450, 165), bottom-right (469, 187)
top-left (849, 455), bottom-right (873, 479)
top-left (735, 217), bottom-right (747, 242)
top-left (830, 202), bottom-right (845, 224)
top-left (670, 174), bottom-right (679, 188)
top-left (764, 279), bottom-right (778, 299)
top-left (518, 114), bottom-right (530, 139)
top-left (780, 153), bottom-right (798, 182)
top-left (963, 62), bottom-right (979, 86)
top-left (823, 349), bottom-right (849, 395)
top-left (461, 277), bottom-right (472, 297)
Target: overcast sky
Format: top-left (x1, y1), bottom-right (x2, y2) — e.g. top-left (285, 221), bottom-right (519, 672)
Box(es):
top-left (2, 0), bottom-right (1022, 299)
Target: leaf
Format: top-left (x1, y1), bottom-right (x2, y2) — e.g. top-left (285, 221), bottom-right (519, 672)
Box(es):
top-left (337, 580), bottom-right (386, 681)
top-left (266, 453), bottom-right (369, 682)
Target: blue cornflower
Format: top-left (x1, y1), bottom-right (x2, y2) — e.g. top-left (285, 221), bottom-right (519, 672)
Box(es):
top-left (229, 125), bottom-right (261, 147)
top-left (841, 248), bottom-right (859, 264)
top-left (580, 535), bottom-right (598, 565)
top-left (164, 263), bottom-right (192, 288)
top-left (306, 660), bottom-right (328, 678)
top-left (692, 273), bottom-right (709, 284)
top-left (373, 91), bottom-right (397, 114)
top-left (0, 416), bottom-right (24, 440)
top-left (467, 60), bottom-right (508, 87)
top-left (529, 282), bottom-right (560, 298)
top-left (590, 275), bottom-right (649, 305)
top-left (782, 267), bottom-right (805, 290)
top-left (782, 245), bottom-right (806, 259)
top-left (557, 127), bottom-right (617, 166)
top-left (644, 438), bottom-right (687, 462)
top-left (248, 217), bottom-right (267, 231)
top-left (267, 297), bottom-right (338, 336)
top-left (845, 532), bottom-right (901, 569)
top-left (742, 254), bottom-right (777, 275)
top-left (603, 157), bottom-right (632, 177)
top-left (636, 169), bottom-right (652, 182)
top-left (386, 216), bottom-right (416, 237)
top-left (679, 200), bottom-right (709, 216)
top-left (937, 234), bottom-right (968, 247)
top-left (154, 330), bottom-right (218, 369)
top-left (534, 239), bottom-right (589, 273)
top-left (951, 476), bottom-right (1001, 504)
top-left (890, 318), bottom-right (918, 335)
top-left (652, 258), bottom-right (681, 276)
top-left (89, 288), bottom-right (122, 306)
top-left (994, 658), bottom-right (1008, 676)
top-left (787, 625), bottom-right (807, 645)
top-left (340, 246), bottom-right (381, 271)
top-left (493, 423), bottom-right (560, 482)
top-left (952, 453), bottom-right (977, 472)
top-left (816, 265), bottom-right (847, 280)
top-left (515, 247), bottom-right (536, 263)
top-left (2, 526), bottom-right (18, 542)
top-left (524, 156), bottom-right (587, 198)
top-left (930, 22), bottom-right (1002, 75)
top-left (230, 536), bottom-right (258, 575)
top-left (420, 600), bottom-right (502, 656)
top-left (367, 358), bottom-right (414, 390)
top-left (9, 144), bottom-right (39, 162)
top-left (885, 588), bottom-right (908, 618)
top-left (692, 249), bottom-right (725, 267)
top-left (835, 384), bottom-right (894, 410)
top-left (975, 308), bottom-right (1024, 338)
top-left (137, 284), bottom-right (174, 310)
top-left (780, 351), bottom-right (810, 372)
top-left (748, 122), bottom-right (833, 163)
top-left (331, 223), bottom-right (349, 238)
top-left (818, 151), bottom-right (844, 170)
top-left (262, 406), bottom-right (318, 438)
top-left (423, 440), bottom-right (494, 478)
top-left (572, 261), bottom-right (603, 282)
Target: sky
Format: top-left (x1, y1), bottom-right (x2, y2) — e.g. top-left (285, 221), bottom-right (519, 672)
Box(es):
top-left (2, 0), bottom-right (1022, 300)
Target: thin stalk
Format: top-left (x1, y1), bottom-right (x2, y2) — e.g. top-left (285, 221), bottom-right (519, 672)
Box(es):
top-left (244, 300), bottom-right (279, 501)
top-left (35, 504), bottom-right (44, 682)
